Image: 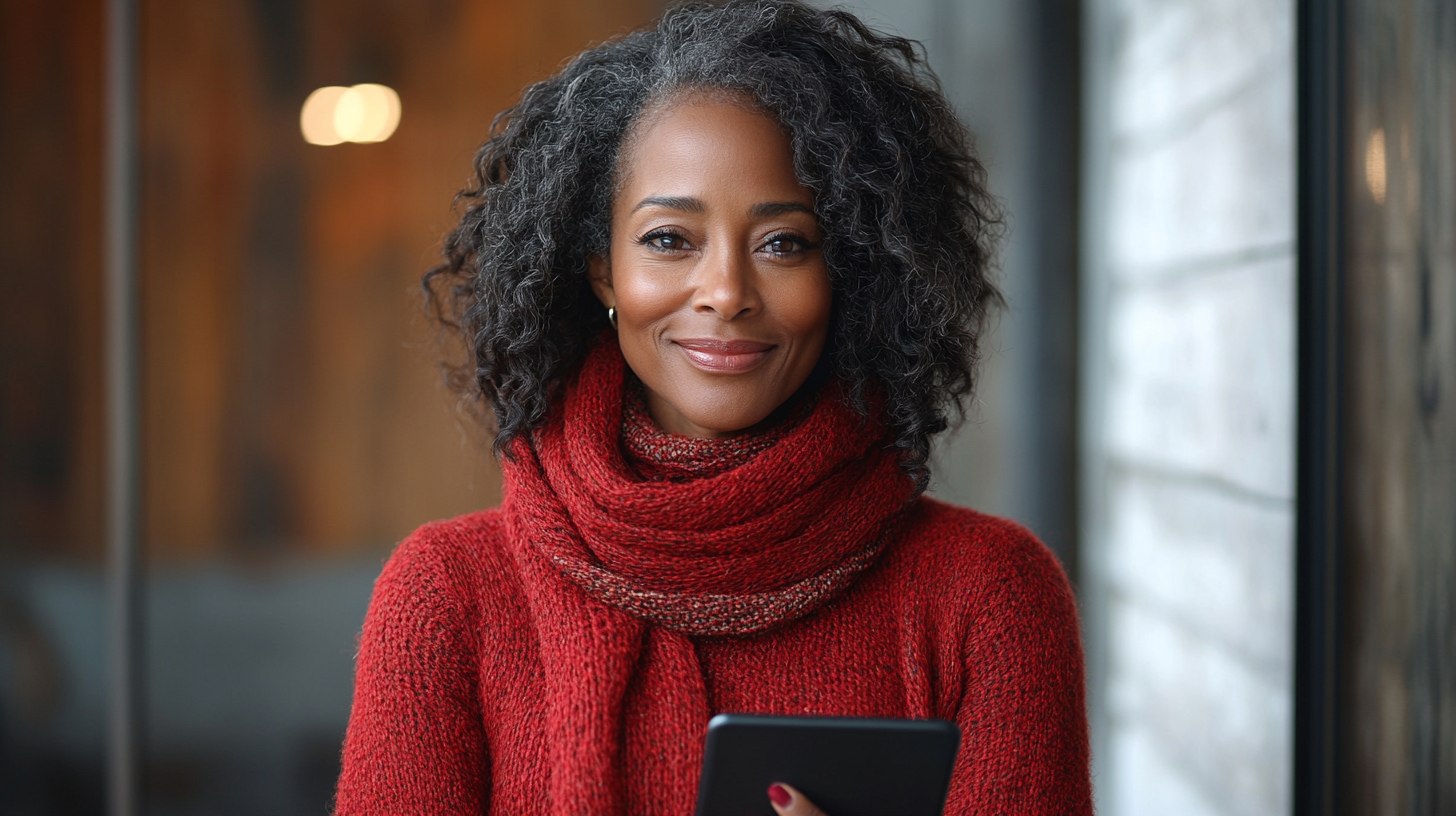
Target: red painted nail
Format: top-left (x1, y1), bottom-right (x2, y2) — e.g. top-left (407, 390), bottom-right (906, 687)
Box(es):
top-left (768, 783), bottom-right (792, 808)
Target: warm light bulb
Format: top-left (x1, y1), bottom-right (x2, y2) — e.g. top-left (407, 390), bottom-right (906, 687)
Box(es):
top-left (302, 83), bottom-right (401, 146)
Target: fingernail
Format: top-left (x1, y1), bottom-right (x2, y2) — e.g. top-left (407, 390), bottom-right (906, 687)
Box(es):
top-left (768, 783), bottom-right (792, 808)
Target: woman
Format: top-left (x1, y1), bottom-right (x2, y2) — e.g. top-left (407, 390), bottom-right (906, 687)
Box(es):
top-left (334, 2), bottom-right (1090, 815)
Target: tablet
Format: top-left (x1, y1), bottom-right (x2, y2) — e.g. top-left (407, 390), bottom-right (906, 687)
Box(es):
top-left (693, 713), bottom-right (961, 816)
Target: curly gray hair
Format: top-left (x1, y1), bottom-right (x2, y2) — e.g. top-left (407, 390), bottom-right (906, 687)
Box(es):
top-left (425, 0), bottom-right (1003, 488)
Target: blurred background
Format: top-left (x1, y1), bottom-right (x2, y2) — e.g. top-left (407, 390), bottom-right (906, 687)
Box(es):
top-left (0, 0), bottom-right (1450, 815)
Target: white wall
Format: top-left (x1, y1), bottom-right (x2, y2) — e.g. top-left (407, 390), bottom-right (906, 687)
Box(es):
top-left (1081, 1), bottom-right (1296, 814)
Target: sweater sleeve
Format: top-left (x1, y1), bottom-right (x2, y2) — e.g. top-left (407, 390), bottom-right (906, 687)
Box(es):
top-left (334, 527), bottom-right (488, 816)
top-left (943, 526), bottom-right (1093, 816)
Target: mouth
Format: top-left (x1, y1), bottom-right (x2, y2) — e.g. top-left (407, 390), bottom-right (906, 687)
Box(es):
top-left (672, 338), bottom-right (776, 372)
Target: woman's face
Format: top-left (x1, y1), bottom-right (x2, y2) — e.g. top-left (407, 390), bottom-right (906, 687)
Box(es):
top-left (589, 97), bottom-right (832, 438)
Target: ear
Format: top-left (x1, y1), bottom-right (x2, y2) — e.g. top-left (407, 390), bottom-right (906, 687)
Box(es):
top-left (587, 253), bottom-right (615, 309)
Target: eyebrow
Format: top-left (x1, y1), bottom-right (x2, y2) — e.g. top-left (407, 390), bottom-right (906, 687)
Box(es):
top-left (629, 196), bottom-right (815, 218)
top-left (630, 195), bottom-right (705, 214)
top-left (751, 201), bottom-right (815, 217)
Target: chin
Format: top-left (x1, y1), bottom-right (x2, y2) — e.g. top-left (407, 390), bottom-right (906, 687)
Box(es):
top-left (689, 409), bottom-right (775, 436)
top-left (674, 393), bottom-right (778, 436)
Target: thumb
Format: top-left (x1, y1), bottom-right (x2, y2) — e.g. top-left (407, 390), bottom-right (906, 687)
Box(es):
top-left (768, 782), bottom-right (828, 816)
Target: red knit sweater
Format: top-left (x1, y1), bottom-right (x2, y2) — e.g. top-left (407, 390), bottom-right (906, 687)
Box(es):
top-left (336, 498), bottom-right (1090, 814)
top-left (335, 344), bottom-right (1091, 816)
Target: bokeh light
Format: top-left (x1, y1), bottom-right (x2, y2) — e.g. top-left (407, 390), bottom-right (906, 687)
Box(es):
top-left (301, 84), bottom-right (402, 146)
top-left (1365, 127), bottom-right (1387, 204)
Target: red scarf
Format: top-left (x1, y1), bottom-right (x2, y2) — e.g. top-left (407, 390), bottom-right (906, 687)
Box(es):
top-left (501, 337), bottom-right (914, 816)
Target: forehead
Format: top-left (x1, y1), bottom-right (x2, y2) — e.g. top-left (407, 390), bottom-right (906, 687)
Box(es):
top-left (613, 93), bottom-right (810, 205)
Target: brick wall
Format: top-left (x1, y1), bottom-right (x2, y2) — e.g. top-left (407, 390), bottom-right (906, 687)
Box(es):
top-left (1081, 1), bottom-right (1296, 814)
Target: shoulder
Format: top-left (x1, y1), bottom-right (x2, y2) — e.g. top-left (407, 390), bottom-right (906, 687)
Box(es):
top-left (894, 505), bottom-right (1091, 810)
top-left (894, 497), bottom-right (1070, 590)
top-left (368, 509), bottom-right (515, 630)
top-left (889, 497), bottom-right (1079, 634)
top-left (380, 508), bottom-right (509, 582)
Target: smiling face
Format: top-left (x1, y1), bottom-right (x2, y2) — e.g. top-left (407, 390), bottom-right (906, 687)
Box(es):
top-left (589, 96), bottom-right (832, 438)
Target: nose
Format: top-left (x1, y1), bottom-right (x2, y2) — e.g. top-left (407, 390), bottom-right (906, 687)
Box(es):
top-left (691, 241), bottom-right (762, 320)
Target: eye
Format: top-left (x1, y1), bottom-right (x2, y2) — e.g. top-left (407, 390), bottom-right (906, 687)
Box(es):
top-left (640, 229), bottom-right (691, 252)
top-left (761, 232), bottom-right (815, 257)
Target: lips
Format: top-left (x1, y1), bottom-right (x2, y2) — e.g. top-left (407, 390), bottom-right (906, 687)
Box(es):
top-left (673, 338), bottom-right (776, 372)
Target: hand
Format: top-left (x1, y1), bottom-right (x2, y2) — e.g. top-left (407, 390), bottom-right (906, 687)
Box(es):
top-left (768, 782), bottom-right (827, 816)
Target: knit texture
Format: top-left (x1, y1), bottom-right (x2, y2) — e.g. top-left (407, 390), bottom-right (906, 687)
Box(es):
top-left (619, 380), bottom-right (795, 482)
top-left (335, 340), bottom-right (1092, 816)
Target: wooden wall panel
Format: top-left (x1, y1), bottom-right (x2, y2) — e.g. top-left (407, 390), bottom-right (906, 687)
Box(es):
top-left (1340, 0), bottom-right (1456, 811)
top-left (136, 0), bottom-right (663, 559)
top-left (0, 0), bottom-right (105, 564)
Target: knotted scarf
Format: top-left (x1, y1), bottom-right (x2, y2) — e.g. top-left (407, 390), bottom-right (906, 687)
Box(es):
top-left (501, 336), bottom-right (914, 816)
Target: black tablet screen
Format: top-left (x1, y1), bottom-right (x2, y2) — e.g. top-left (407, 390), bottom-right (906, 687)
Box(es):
top-left (693, 714), bottom-right (961, 816)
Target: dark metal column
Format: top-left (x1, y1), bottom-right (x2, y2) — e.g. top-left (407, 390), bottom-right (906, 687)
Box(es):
top-left (1295, 0), bottom-right (1346, 812)
top-left (1022, 0), bottom-right (1082, 580)
top-left (106, 0), bottom-right (141, 813)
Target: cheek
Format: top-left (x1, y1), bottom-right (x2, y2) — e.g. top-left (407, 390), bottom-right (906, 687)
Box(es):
top-left (778, 270), bottom-right (834, 350)
top-left (608, 240), bottom-right (681, 322)
top-left (607, 256), bottom-right (681, 385)
top-left (614, 273), bottom-right (680, 320)
top-left (613, 288), bottom-right (682, 386)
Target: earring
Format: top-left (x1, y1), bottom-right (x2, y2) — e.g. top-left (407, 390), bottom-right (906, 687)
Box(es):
top-left (607, 306), bottom-right (618, 329)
